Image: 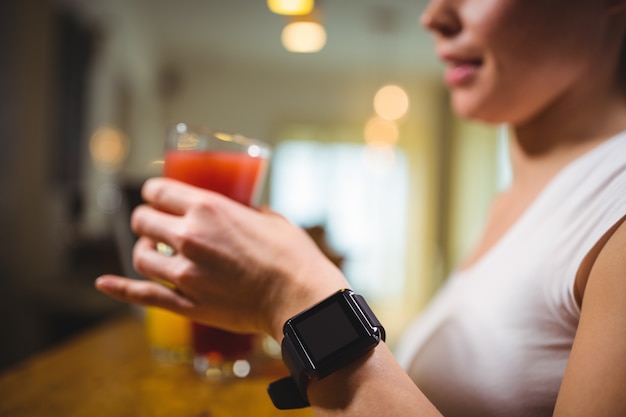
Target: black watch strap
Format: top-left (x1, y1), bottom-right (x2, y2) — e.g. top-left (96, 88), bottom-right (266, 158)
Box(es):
top-left (267, 376), bottom-right (310, 409)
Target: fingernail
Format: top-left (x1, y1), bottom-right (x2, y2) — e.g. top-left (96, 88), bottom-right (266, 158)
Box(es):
top-left (95, 276), bottom-right (116, 291)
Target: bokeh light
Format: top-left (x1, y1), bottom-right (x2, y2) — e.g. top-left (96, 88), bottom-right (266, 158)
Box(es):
top-left (364, 116), bottom-right (399, 146)
top-left (267, 0), bottom-right (314, 15)
top-left (374, 84), bottom-right (409, 121)
top-left (89, 126), bottom-right (129, 170)
top-left (281, 21), bottom-right (327, 53)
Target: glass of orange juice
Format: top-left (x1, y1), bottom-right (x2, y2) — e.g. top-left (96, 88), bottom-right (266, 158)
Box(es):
top-left (161, 123), bottom-right (271, 378)
top-left (145, 305), bottom-right (191, 364)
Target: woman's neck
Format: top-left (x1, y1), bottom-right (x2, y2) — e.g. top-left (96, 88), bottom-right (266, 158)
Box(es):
top-left (459, 91), bottom-right (626, 272)
top-left (508, 82), bottom-right (626, 194)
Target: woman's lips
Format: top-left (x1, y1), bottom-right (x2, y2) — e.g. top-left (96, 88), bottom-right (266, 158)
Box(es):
top-left (442, 57), bottom-right (483, 87)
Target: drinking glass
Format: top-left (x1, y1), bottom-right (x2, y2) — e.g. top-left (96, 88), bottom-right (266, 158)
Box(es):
top-left (145, 305), bottom-right (191, 364)
top-left (163, 122), bottom-right (271, 378)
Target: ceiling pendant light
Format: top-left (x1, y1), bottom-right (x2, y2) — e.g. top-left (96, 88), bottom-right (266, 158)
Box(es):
top-left (267, 0), bottom-right (314, 16)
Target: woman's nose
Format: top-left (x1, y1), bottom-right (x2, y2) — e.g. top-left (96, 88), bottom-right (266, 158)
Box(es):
top-left (420, 0), bottom-right (461, 38)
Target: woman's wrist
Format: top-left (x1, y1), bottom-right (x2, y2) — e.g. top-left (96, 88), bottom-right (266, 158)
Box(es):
top-left (265, 263), bottom-right (349, 342)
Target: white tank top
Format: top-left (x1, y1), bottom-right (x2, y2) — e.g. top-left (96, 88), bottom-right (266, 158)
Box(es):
top-left (395, 131), bottom-right (626, 417)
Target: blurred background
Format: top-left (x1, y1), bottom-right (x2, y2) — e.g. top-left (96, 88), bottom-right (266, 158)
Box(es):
top-left (0, 0), bottom-right (510, 371)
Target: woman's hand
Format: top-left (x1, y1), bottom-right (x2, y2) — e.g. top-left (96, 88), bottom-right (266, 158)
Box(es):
top-left (95, 177), bottom-right (348, 341)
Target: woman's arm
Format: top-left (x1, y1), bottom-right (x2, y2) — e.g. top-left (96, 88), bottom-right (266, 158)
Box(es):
top-left (95, 178), bottom-right (444, 416)
top-left (554, 217), bottom-right (626, 417)
top-left (307, 343), bottom-right (442, 416)
top-left (95, 177), bottom-right (444, 416)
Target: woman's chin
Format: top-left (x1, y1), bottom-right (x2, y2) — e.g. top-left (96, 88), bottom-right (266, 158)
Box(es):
top-left (450, 93), bottom-right (510, 125)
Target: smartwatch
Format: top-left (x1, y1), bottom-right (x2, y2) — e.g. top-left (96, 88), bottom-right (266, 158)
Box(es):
top-left (267, 289), bottom-right (385, 409)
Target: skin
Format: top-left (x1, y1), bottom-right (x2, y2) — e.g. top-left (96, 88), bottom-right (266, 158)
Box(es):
top-left (96, 0), bottom-right (626, 415)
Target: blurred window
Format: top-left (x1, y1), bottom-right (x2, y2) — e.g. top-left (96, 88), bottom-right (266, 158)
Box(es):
top-left (270, 140), bottom-right (409, 299)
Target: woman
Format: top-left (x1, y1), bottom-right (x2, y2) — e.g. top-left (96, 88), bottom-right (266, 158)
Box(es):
top-left (96, 0), bottom-right (626, 415)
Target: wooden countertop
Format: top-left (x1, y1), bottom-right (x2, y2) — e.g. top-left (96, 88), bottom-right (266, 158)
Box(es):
top-left (0, 314), bottom-right (313, 417)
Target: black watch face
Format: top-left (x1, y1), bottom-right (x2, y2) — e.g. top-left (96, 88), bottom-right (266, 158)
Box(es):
top-left (287, 290), bottom-right (379, 375)
top-left (293, 299), bottom-right (360, 362)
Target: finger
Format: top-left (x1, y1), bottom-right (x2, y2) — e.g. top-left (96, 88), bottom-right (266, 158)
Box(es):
top-left (142, 177), bottom-right (219, 215)
top-left (94, 275), bottom-right (194, 313)
top-left (131, 205), bottom-right (181, 245)
top-left (132, 237), bottom-right (180, 286)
